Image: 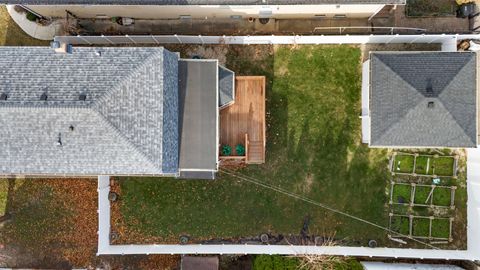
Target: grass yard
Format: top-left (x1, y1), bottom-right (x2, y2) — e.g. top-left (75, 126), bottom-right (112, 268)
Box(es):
top-left (432, 157), bottom-right (455, 176)
top-left (390, 216), bottom-right (410, 235)
top-left (0, 179), bottom-right (98, 268)
top-left (116, 45), bottom-right (391, 246)
top-left (0, 5), bottom-right (48, 46)
top-left (414, 186), bottom-right (432, 205)
top-left (412, 218), bottom-right (430, 237)
top-left (393, 154), bottom-right (414, 173)
top-left (431, 218), bottom-right (451, 239)
top-left (392, 184), bottom-right (411, 204)
top-left (0, 179), bottom-right (7, 216)
top-left (432, 187), bottom-right (452, 207)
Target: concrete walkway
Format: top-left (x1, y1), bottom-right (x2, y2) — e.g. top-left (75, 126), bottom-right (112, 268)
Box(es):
top-left (6, 5), bottom-right (63, 40)
top-left (466, 146), bottom-right (480, 256)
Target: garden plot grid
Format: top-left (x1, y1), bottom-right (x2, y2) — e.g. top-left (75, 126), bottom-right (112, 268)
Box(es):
top-left (390, 152), bottom-right (458, 178)
top-left (389, 214), bottom-right (453, 242)
top-left (389, 182), bottom-right (456, 209)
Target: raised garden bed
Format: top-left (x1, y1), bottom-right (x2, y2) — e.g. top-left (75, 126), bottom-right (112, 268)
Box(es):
top-left (432, 186), bottom-right (453, 207)
top-left (412, 217), bottom-right (430, 237)
top-left (390, 215), bottom-right (410, 235)
top-left (393, 154), bottom-right (415, 173)
top-left (431, 218), bottom-right (451, 239)
top-left (391, 152), bottom-right (457, 177)
top-left (389, 214), bottom-right (453, 241)
top-left (392, 183), bottom-right (412, 204)
top-left (406, 0), bottom-right (457, 17)
top-left (432, 157), bottom-right (455, 176)
top-left (389, 182), bottom-right (455, 208)
top-left (414, 185), bottom-right (432, 205)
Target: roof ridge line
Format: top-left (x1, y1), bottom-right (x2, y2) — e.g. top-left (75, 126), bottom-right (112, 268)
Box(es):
top-left (91, 49), bottom-right (165, 170)
top-left (438, 57), bottom-right (478, 145)
top-left (371, 56), bottom-right (424, 141)
top-left (376, 98), bottom-right (475, 146)
top-left (438, 99), bottom-right (477, 146)
top-left (373, 53), bottom-right (469, 98)
top-left (92, 109), bottom-right (161, 172)
top-left (93, 49), bottom-right (164, 108)
top-left (373, 54), bottom-right (439, 96)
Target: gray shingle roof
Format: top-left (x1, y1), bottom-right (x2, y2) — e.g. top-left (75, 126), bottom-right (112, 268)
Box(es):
top-left (0, 46), bottom-right (179, 175)
top-left (218, 65), bottom-right (234, 108)
top-left (5, 0), bottom-right (405, 4)
top-left (369, 52), bottom-right (477, 148)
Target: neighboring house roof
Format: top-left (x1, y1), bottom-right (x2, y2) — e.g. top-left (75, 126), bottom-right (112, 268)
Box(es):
top-left (181, 256), bottom-right (219, 270)
top-left (218, 65), bottom-right (235, 108)
top-left (178, 59), bottom-right (218, 177)
top-left (9, 0), bottom-right (406, 4)
top-left (369, 52), bottom-right (477, 148)
top-left (0, 47), bottom-right (179, 175)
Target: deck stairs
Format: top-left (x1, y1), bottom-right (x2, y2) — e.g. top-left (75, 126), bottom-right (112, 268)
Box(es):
top-left (247, 140), bottom-right (265, 164)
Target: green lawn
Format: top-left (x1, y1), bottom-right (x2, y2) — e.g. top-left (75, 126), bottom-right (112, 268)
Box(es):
top-left (0, 5), bottom-right (48, 46)
top-left (412, 217), bottom-right (430, 237)
top-left (414, 186), bottom-right (432, 205)
top-left (393, 154), bottom-right (414, 173)
top-left (432, 157), bottom-right (455, 176)
top-left (392, 184), bottom-right (411, 204)
top-left (118, 45), bottom-right (390, 245)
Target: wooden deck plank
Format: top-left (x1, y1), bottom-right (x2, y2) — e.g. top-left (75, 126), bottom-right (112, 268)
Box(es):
top-left (220, 76), bottom-right (265, 163)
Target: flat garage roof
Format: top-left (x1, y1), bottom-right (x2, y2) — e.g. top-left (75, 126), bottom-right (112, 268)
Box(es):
top-left (178, 59), bottom-right (218, 172)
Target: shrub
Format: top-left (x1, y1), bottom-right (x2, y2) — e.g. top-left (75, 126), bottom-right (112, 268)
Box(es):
top-left (26, 12), bottom-right (38, 22)
top-left (252, 255), bottom-right (299, 270)
top-left (236, 144), bottom-right (245, 156)
top-left (221, 145), bottom-right (232, 156)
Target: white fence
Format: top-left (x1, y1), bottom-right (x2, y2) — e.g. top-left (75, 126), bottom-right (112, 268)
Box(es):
top-left (54, 34), bottom-right (480, 51)
top-left (92, 33), bottom-right (480, 257)
top-left (97, 172), bottom-right (480, 259)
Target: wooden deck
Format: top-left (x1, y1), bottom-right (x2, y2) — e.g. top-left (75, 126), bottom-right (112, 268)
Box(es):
top-left (220, 76), bottom-right (266, 164)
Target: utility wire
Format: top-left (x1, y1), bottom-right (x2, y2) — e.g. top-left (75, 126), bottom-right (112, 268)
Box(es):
top-left (220, 167), bottom-right (440, 250)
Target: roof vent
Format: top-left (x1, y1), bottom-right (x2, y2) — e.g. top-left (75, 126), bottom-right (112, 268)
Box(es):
top-left (0, 93), bottom-right (7, 101)
top-left (40, 93), bottom-right (48, 101)
top-left (426, 86), bottom-right (433, 94)
top-left (79, 94), bottom-right (87, 101)
top-left (427, 101), bottom-right (435, 108)
top-left (425, 79), bottom-right (434, 97)
top-left (57, 133), bottom-right (62, 146)
top-left (50, 41), bottom-right (61, 49)
top-left (95, 51), bottom-right (102, 56)
top-left (69, 125), bottom-right (75, 132)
